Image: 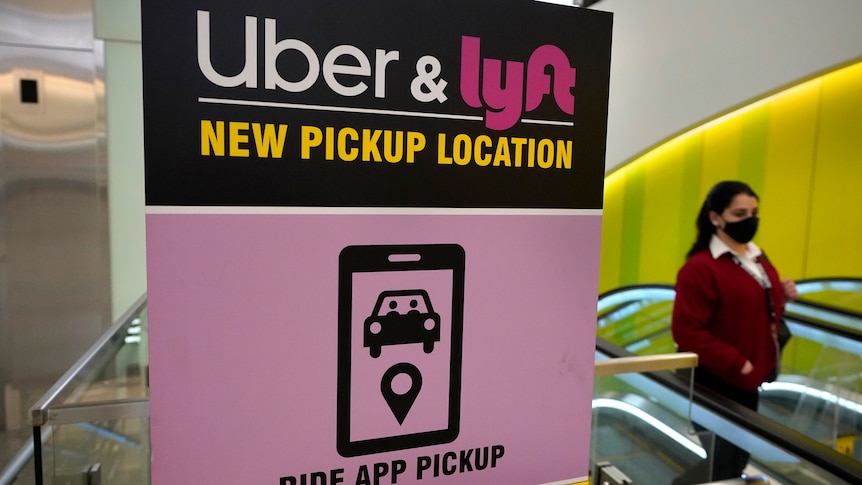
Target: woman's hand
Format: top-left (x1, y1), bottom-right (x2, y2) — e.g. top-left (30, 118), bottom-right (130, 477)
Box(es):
top-left (741, 360), bottom-right (754, 375)
top-left (782, 278), bottom-right (798, 302)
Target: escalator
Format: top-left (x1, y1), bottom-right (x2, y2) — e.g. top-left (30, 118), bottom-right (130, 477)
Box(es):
top-left (592, 369), bottom-right (707, 482)
top-left (592, 339), bottom-right (862, 484)
top-left (594, 278), bottom-right (862, 480)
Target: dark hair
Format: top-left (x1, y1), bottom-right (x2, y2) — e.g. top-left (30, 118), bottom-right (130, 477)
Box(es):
top-left (686, 181), bottom-right (759, 258)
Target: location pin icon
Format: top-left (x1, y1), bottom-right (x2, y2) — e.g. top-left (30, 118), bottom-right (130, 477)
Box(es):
top-left (381, 363), bottom-right (423, 425)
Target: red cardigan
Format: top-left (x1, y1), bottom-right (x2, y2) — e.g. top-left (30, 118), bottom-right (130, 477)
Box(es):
top-left (671, 249), bottom-right (785, 392)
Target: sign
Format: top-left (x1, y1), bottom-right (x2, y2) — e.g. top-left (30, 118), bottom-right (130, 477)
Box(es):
top-left (141, 1), bottom-right (612, 483)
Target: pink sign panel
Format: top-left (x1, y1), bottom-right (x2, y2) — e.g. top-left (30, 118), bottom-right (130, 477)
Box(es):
top-left (147, 213), bottom-right (601, 483)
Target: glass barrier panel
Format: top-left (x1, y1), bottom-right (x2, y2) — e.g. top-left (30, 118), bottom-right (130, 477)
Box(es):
top-left (24, 297), bottom-right (148, 485)
top-left (596, 284), bottom-right (862, 471)
top-left (761, 330), bottom-right (862, 462)
top-left (73, 308), bottom-right (149, 405)
top-left (592, 372), bottom-right (716, 484)
top-left (43, 416), bottom-right (150, 485)
top-left (592, 353), bottom-right (856, 484)
top-left (597, 299), bottom-right (675, 352)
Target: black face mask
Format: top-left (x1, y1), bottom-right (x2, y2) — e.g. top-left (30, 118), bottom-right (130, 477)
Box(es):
top-left (722, 216), bottom-right (759, 243)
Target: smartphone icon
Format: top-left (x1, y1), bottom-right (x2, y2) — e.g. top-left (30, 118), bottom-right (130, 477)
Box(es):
top-left (337, 244), bottom-right (465, 457)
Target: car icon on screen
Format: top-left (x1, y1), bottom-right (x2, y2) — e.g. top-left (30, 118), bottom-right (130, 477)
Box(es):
top-left (364, 289), bottom-right (441, 358)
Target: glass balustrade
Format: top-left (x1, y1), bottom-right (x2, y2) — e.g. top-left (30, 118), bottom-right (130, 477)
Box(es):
top-left (593, 349), bottom-right (860, 484)
top-left (20, 296), bottom-right (149, 485)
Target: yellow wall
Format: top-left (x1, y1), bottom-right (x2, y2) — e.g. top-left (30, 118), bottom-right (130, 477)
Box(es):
top-left (599, 59), bottom-right (862, 293)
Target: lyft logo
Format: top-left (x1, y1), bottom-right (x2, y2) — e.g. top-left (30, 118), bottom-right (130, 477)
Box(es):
top-left (460, 36), bottom-right (576, 131)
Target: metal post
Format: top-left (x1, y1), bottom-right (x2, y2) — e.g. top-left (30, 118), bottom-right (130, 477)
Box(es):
top-left (33, 426), bottom-right (43, 485)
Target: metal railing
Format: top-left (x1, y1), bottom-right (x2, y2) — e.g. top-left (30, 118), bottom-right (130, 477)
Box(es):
top-left (30, 294), bottom-right (148, 428)
top-left (0, 294), bottom-right (148, 485)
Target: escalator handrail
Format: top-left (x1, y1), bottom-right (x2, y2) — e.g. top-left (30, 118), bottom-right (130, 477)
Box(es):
top-left (793, 296), bottom-right (862, 323)
top-left (597, 283), bottom-right (675, 319)
top-left (599, 282), bottom-right (862, 324)
top-left (598, 283), bottom-right (674, 300)
top-left (783, 310), bottom-right (862, 345)
top-left (599, 282), bottom-right (862, 343)
top-left (795, 277), bottom-right (862, 285)
top-left (598, 278), bottom-right (862, 302)
top-left (792, 277), bottom-right (862, 325)
top-left (596, 337), bottom-right (862, 483)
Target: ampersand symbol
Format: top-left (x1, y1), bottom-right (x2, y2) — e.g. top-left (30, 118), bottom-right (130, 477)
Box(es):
top-left (411, 55), bottom-right (448, 103)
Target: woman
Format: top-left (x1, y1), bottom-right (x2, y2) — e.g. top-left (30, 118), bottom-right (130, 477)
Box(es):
top-left (670, 181), bottom-right (797, 484)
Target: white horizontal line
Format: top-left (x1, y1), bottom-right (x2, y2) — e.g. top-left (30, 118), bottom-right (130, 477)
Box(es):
top-left (145, 206), bottom-right (603, 216)
top-left (198, 97), bottom-right (573, 126)
top-left (199, 97), bottom-right (483, 122)
top-left (522, 118), bottom-right (574, 127)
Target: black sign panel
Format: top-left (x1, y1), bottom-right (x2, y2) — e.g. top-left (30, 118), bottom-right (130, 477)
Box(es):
top-left (141, 0), bottom-right (612, 208)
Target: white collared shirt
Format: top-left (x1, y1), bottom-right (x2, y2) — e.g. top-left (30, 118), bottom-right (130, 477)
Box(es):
top-left (709, 234), bottom-right (768, 286)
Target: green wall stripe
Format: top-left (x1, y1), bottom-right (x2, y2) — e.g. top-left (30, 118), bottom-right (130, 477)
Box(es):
top-left (679, 133), bottom-right (705, 262)
top-left (619, 163), bottom-right (645, 285)
top-left (739, 103), bottom-right (770, 194)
